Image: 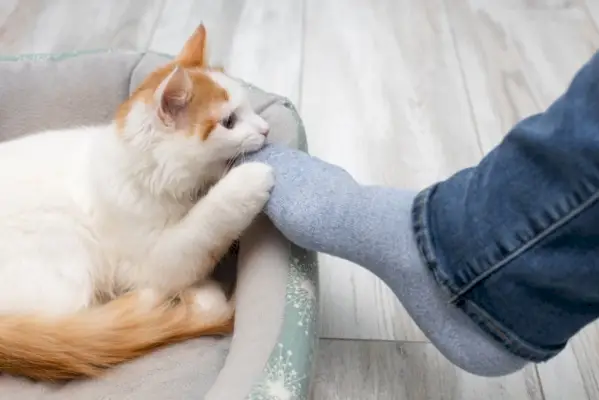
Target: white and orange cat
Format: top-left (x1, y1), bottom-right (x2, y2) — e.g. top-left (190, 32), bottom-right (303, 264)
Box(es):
top-left (0, 24), bottom-right (273, 380)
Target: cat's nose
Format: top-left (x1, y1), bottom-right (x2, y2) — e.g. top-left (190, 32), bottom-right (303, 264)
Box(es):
top-left (260, 127), bottom-right (270, 137)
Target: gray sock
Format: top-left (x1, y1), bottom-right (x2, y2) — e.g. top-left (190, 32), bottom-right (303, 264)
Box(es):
top-left (240, 144), bottom-right (528, 377)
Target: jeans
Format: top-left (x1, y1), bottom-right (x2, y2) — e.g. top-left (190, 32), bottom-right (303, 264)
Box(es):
top-left (412, 50), bottom-right (599, 362)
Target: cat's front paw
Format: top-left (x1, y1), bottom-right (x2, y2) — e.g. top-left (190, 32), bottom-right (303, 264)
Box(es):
top-left (224, 162), bottom-right (274, 211)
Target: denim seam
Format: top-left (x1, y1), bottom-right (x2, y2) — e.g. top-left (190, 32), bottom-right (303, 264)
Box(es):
top-left (461, 297), bottom-right (561, 361)
top-left (450, 185), bottom-right (599, 302)
top-left (411, 182), bottom-right (597, 361)
top-left (412, 186), bottom-right (462, 296)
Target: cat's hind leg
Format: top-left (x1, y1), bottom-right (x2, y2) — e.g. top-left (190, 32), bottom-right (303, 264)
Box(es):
top-left (0, 256), bottom-right (95, 316)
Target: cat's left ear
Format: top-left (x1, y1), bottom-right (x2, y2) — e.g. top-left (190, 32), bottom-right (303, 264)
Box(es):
top-left (176, 23), bottom-right (208, 67)
top-left (154, 66), bottom-right (193, 126)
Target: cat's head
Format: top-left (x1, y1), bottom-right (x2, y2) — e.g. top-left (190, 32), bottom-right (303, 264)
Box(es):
top-left (115, 24), bottom-right (269, 191)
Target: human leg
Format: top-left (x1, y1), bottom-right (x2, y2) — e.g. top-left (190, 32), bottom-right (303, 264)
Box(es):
top-left (414, 50), bottom-right (599, 363)
top-left (240, 50), bottom-right (599, 376)
top-left (239, 144), bottom-right (526, 376)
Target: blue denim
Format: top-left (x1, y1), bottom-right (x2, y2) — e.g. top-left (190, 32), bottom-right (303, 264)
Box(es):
top-left (412, 51), bottom-right (599, 362)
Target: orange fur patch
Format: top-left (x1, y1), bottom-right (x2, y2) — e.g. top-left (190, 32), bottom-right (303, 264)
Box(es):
top-left (0, 290), bottom-right (233, 381)
top-left (115, 64), bottom-right (228, 138)
top-left (115, 23), bottom-right (228, 139)
top-left (177, 24), bottom-right (208, 67)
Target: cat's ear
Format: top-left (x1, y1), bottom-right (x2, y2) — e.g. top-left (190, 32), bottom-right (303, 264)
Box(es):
top-left (154, 66), bottom-right (193, 125)
top-left (176, 23), bottom-right (208, 67)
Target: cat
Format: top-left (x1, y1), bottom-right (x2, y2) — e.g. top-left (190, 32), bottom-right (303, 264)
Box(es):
top-left (0, 24), bottom-right (274, 381)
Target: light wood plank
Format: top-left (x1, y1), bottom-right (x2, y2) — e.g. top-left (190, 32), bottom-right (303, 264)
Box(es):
top-left (537, 323), bottom-right (599, 400)
top-left (445, 0), bottom-right (599, 151)
top-left (0, 0), bottom-right (165, 54)
top-left (313, 339), bottom-right (544, 400)
top-left (585, 0), bottom-right (599, 31)
top-left (469, 0), bottom-right (583, 9)
top-left (149, 0), bottom-right (303, 103)
top-left (302, 0), bottom-right (482, 341)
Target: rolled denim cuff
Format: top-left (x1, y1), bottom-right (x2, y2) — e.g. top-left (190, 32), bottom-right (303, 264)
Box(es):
top-left (411, 184), bottom-right (563, 362)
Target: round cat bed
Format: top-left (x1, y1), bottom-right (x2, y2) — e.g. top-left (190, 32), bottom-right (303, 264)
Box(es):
top-left (0, 51), bottom-right (318, 400)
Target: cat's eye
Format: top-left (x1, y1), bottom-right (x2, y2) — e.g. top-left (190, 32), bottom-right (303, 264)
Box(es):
top-left (221, 113), bottom-right (237, 129)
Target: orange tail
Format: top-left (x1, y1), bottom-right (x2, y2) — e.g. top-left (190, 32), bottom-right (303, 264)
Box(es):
top-left (0, 291), bottom-right (233, 381)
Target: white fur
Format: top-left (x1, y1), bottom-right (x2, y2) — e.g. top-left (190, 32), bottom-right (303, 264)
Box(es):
top-left (0, 71), bottom-right (272, 316)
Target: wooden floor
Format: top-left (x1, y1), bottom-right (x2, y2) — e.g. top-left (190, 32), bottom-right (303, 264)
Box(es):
top-left (2, 0), bottom-right (599, 398)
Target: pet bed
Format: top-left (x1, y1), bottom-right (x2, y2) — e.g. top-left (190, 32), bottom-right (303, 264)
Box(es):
top-left (0, 51), bottom-right (318, 400)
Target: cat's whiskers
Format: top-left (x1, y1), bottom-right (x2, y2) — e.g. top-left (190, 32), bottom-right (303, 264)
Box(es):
top-left (222, 149), bottom-right (243, 179)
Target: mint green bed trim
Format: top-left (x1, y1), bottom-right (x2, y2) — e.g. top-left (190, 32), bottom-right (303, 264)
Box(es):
top-left (243, 97), bottom-right (318, 400)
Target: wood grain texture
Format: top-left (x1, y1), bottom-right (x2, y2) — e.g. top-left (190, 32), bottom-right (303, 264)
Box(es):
top-left (0, 0), bottom-right (165, 54)
top-left (445, 0), bottom-right (599, 151)
top-left (537, 324), bottom-right (599, 400)
top-left (149, 0), bottom-right (303, 102)
top-left (585, 0), bottom-right (599, 30)
top-left (537, 348), bottom-right (590, 400)
top-left (302, 0), bottom-right (483, 341)
top-left (314, 339), bottom-right (544, 400)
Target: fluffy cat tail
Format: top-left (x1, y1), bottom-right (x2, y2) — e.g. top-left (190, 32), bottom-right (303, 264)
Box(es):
top-left (0, 290), bottom-right (234, 381)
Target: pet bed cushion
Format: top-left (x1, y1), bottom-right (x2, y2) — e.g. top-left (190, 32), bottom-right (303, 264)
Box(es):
top-left (0, 51), bottom-right (318, 400)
